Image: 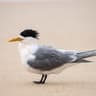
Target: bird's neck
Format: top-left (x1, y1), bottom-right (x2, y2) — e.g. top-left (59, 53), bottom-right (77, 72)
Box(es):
top-left (21, 38), bottom-right (38, 45)
top-left (18, 41), bottom-right (38, 52)
top-left (18, 38), bottom-right (38, 55)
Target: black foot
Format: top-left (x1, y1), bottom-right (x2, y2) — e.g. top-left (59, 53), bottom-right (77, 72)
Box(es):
top-left (33, 74), bottom-right (47, 84)
top-left (33, 81), bottom-right (43, 84)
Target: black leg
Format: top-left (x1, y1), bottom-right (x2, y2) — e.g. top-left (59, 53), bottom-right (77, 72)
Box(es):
top-left (33, 74), bottom-right (47, 84)
top-left (33, 74), bottom-right (44, 84)
top-left (42, 74), bottom-right (47, 84)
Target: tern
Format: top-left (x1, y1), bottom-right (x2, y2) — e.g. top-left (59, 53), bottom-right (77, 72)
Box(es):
top-left (8, 29), bottom-right (96, 84)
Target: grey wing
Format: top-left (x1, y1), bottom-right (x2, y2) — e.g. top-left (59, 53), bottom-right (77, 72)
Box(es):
top-left (27, 46), bottom-right (77, 71)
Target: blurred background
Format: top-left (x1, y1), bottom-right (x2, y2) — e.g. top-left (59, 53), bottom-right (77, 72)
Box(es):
top-left (0, 0), bottom-right (96, 96)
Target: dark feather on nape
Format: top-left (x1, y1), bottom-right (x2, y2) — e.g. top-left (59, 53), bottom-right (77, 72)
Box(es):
top-left (20, 29), bottom-right (39, 39)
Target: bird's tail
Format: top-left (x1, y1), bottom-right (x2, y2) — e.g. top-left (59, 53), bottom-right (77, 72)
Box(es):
top-left (77, 50), bottom-right (96, 59)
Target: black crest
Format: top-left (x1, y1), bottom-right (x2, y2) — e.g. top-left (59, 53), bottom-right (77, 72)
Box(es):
top-left (20, 29), bottom-right (39, 39)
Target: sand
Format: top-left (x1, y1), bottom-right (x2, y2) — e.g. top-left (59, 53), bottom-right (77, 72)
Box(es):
top-left (0, 1), bottom-right (96, 96)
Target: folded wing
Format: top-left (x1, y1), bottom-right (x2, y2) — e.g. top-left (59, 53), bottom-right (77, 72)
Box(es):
top-left (27, 46), bottom-right (77, 71)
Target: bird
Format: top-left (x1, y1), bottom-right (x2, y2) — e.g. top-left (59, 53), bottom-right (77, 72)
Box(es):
top-left (8, 29), bottom-right (96, 84)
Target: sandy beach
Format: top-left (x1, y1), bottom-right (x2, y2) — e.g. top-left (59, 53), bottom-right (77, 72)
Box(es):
top-left (0, 1), bottom-right (96, 96)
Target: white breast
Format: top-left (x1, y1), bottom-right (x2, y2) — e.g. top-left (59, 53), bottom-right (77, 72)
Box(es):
top-left (18, 43), bottom-right (38, 65)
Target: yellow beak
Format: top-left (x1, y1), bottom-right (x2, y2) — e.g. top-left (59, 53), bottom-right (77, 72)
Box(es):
top-left (8, 37), bottom-right (23, 42)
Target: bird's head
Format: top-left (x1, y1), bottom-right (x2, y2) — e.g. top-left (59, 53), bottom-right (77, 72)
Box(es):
top-left (8, 29), bottom-right (39, 43)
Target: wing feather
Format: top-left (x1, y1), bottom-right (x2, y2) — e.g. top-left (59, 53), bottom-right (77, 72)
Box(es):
top-left (27, 46), bottom-right (77, 71)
